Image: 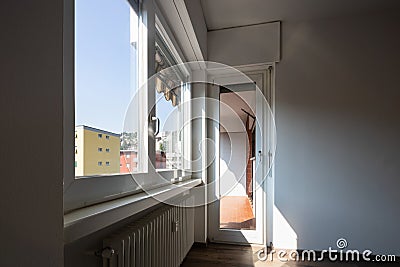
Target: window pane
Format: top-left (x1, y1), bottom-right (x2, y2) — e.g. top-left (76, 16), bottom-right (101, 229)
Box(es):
top-left (154, 31), bottom-right (185, 170)
top-left (74, 0), bottom-right (139, 176)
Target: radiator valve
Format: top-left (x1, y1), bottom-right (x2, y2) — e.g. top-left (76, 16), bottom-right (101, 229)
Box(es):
top-left (95, 247), bottom-right (115, 259)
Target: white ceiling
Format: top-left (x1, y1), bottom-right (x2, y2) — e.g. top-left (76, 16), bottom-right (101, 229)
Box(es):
top-left (200, 0), bottom-right (400, 30)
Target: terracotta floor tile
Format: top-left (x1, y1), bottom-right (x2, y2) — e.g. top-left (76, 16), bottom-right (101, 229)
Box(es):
top-left (220, 196), bottom-right (256, 230)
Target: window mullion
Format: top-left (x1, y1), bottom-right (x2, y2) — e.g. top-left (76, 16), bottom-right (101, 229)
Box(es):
top-left (140, 0), bottom-right (156, 171)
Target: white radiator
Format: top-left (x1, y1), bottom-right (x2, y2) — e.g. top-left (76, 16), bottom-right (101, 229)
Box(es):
top-left (102, 196), bottom-right (194, 267)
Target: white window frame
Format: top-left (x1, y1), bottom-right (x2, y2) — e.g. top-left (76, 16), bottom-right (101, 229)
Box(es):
top-left (154, 15), bottom-right (191, 173)
top-left (63, 0), bottom-right (192, 213)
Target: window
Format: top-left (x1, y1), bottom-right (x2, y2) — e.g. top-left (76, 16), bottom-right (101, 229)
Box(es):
top-left (74, 0), bottom-right (140, 177)
top-left (154, 29), bottom-right (191, 171)
top-left (65, 0), bottom-right (192, 211)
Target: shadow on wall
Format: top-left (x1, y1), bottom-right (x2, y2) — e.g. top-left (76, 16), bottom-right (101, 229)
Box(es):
top-left (220, 132), bottom-right (248, 196)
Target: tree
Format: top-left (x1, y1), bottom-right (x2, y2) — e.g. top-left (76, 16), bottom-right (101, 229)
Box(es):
top-left (120, 132), bottom-right (138, 150)
top-left (159, 140), bottom-right (166, 152)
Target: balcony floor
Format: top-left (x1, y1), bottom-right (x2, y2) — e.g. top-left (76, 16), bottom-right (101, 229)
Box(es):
top-left (220, 196), bottom-right (256, 230)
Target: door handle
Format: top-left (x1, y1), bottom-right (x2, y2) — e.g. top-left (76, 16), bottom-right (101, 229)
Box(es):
top-left (152, 116), bottom-right (160, 136)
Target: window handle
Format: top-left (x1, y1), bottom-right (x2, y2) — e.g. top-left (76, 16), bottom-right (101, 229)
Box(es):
top-left (152, 116), bottom-right (160, 136)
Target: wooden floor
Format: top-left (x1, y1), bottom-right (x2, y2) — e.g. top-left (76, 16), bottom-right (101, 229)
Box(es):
top-left (220, 196), bottom-right (256, 230)
top-left (181, 243), bottom-right (398, 267)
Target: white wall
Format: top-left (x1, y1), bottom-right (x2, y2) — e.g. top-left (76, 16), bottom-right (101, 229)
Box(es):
top-left (0, 1), bottom-right (64, 266)
top-left (220, 132), bottom-right (248, 196)
top-left (208, 21), bottom-right (280, 66)
top-left (274, 10), bottom-right (400, 254)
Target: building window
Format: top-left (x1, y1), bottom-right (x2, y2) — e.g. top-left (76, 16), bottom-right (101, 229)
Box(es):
top-left (106, 148), bottom-right (110, 152)
top-left (106, 161), bottom-right (110, 166)
top-left (75, 149), bottom-right (78, 154)
top-left (126, 154), bottom-right (130, 159)
top-left (98, 147), bottom-right (103, 152)
top-left (98, 161), bottom-right (102, 166)
top-left (75, 161), bottom-right (77, 167)
top-left (98, 134), bottom-right (102, 138)
top-left (106, 135), bottom-right (110, 140)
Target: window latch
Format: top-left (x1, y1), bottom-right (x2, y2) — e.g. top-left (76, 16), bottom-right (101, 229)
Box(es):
top-left (152, 116), bottom-right (160, 136)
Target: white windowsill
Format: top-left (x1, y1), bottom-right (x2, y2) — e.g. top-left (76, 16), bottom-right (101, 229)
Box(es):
top-left (64, 178), bottom-right (202, 244)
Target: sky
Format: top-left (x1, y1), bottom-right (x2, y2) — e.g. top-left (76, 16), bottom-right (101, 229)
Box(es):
top-left (75, 0), bottom-right (132, 134)
top-left (75, 0), bottom-right (178, 134)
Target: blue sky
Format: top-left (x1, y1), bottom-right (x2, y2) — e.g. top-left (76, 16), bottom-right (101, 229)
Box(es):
top-left (75, 0), bottom-right (132, 134)
top-left (75, 0), bottom-right (177, 134)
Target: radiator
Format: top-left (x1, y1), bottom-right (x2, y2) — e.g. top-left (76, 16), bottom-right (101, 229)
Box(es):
top-left (102, 195), bottom-right (194, 267)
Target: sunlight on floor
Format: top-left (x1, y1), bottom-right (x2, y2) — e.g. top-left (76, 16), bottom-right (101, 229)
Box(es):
top-left (220, 196), bottom-right (256, 230)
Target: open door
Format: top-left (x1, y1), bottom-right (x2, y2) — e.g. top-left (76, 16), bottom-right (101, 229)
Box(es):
top-left (208, 69), bottom-right (272, 245)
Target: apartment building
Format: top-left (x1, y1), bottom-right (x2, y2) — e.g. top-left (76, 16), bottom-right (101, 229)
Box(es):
top-left (75, 125), bottom-right (120, 176)
top-left (120, 150), bottom-right (138, 173)
top-left (2, 0), bottom-right (400, 267)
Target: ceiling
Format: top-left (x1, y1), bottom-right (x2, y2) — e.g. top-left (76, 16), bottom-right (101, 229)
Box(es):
top-left (200, 0), bottom-right (400, 31)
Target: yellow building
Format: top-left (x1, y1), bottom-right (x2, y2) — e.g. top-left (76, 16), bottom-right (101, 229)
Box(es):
top-left (75, 125), bottom-right (120, 176)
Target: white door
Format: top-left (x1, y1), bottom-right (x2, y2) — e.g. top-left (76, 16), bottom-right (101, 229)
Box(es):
top-left (208, 69), bottom-right (272, 245)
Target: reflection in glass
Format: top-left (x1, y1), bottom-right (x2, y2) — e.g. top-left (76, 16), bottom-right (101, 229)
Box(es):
top-left (154, 30), bottom-right (185, 170)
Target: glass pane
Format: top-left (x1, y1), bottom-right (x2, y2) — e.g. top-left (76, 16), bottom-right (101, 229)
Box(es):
top-left (154, 31), bottom-right (184, 170)
top-left (74, 0), bottom-right (139, 176)
top-left (219, 84), bottom-right (256, 230)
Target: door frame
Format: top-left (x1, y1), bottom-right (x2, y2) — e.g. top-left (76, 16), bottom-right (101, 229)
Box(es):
top-left (207, 63), bottom-right (275, 246)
